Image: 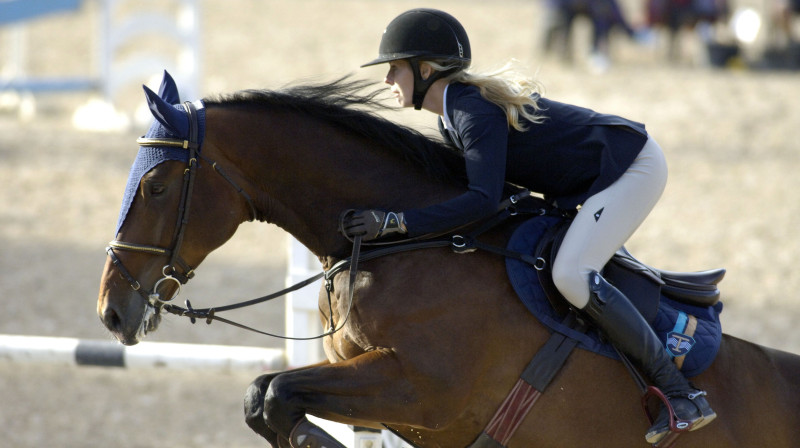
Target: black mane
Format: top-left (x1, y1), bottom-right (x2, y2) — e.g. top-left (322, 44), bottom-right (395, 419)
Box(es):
top-left (204, 76), bottom-right (466, 184)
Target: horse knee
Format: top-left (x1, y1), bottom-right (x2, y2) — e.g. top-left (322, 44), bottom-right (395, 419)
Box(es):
top-left (244, 374), bottom-right (269, 421)
top-left (244, 374), bottom-right (278, 437)
top-left (264, 374), bottom-right (305, 435)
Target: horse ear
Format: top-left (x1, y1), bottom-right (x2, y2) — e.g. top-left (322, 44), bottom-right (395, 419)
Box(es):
top-left (143, 85), bottom-right (189, 137)
top-left (157, 70), bottom-right (181, 104)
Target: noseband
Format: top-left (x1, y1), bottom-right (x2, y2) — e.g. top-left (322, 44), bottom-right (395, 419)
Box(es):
top-left (106, 101), bottom-right (256, 309)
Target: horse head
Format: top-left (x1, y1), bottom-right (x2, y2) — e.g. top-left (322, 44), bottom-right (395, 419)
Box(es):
top-left (98, 71), bottom-right (467, 345)
top-left (97, 71), bottom-right (251, 345)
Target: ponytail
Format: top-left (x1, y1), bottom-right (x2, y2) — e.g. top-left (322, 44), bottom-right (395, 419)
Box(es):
top-left (422, 60), bottom-right (545, 131)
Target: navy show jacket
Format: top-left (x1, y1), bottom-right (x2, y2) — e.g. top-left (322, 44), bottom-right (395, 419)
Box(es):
top-left (403, 82), bottom-right (649, 237)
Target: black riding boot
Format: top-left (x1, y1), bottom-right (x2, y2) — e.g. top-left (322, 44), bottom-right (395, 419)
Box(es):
top-left (583, 271), bottom-right (716, 444)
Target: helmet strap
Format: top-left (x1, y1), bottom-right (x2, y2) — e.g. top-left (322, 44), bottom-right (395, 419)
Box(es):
top-left (409, 58), bottom-right (451, 110)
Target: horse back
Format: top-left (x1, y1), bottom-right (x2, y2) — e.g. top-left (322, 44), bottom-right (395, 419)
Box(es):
top-left (696, 334), bottom-right (800, 446)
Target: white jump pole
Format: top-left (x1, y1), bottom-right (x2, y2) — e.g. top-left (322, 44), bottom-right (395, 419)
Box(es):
top-left (286, 237), bottom-right (391, 448)
top-left (285, 237), bottom-right (326, 368)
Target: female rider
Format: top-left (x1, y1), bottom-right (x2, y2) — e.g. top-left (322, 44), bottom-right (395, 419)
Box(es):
top-left (341, 8), bottom-right (716, 445)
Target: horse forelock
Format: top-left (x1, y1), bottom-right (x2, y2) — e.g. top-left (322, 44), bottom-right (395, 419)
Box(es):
top-left (203, 76), bottom-right (466, 185)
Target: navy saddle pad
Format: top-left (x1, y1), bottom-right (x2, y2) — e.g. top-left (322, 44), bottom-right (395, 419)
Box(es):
top-left (505, 216), bottom-right (723, 377)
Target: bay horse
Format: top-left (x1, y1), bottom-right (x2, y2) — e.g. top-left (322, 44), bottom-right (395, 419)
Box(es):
top-left (97, 71), bottom-right (800, 447)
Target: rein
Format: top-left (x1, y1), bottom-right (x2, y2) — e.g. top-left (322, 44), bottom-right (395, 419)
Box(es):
top-left (160, 190), bottom-right (568, 340)
top-left (162, 236), bottom-right (363, 340)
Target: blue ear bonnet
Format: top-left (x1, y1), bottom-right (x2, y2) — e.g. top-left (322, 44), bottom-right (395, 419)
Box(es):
top-left (114, 99), bottom-right (206, 236)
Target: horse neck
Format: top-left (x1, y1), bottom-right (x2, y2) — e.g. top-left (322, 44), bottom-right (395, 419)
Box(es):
top-left (206, 107), bottom-right (460, 259)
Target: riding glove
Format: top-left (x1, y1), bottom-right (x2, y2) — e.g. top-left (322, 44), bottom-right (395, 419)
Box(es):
top-left (341, 209), bottom-right (407, 241)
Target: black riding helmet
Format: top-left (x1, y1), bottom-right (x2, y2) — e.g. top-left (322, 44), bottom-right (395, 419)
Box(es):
top-left (362, 9), bottom-right (471, 109)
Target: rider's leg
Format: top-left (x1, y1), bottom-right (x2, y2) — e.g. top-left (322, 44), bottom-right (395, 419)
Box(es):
top-left (551, 136), bottom-right (667, 308)
top-left (552, 137), bottom-right (715, 443)
top-left (585, 270), bottom-right (716, 443)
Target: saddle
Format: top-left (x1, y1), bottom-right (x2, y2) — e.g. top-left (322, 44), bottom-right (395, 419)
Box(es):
top-left (533, 217), bottom-right (724, 322)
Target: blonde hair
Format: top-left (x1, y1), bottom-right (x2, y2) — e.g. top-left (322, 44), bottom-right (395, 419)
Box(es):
top-left (422, 60), bottom-right (545, 131)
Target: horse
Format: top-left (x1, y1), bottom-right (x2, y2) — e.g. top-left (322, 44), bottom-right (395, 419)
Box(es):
top-left (97, 71), bottom-right (800, 447)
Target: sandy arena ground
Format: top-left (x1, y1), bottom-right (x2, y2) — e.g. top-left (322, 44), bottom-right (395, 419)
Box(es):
top-left (1, 0), bottom-right (799, 446)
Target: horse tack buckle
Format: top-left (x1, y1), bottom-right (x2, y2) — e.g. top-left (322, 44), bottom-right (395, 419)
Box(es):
top-left (451, 235), bottom-right (477, 253)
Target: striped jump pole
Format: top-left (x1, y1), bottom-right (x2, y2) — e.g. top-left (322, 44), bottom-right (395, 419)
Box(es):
top-left (0, 334), bottom-right (285, 372)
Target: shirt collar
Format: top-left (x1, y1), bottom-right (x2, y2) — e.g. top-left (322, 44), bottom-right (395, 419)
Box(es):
top-left (441, 83), bottom-right (454, 130)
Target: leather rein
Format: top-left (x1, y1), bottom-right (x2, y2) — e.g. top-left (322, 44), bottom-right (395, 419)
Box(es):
top-left (152, 189), bottom-right (552, 341)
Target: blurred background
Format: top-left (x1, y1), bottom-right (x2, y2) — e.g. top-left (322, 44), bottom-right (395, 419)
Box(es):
top-left (1, 0), bottom-right (798, 446)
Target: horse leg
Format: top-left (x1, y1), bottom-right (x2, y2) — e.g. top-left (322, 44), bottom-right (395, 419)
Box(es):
top-left (262, 350), bottom-right (424, 447)
top-left (244, 361), bottom-right (330, 446)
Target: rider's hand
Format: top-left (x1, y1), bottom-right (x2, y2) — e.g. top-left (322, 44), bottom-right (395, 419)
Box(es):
top-left (340, 209), bottom-right (407, 241)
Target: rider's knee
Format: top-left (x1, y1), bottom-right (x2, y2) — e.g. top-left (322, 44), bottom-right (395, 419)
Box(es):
top-left (551, 256), bottom-right (591, 309)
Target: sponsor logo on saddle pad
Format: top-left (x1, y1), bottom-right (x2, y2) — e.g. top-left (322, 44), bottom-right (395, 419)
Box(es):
top-left (666, 331), bottom-right (696, 357)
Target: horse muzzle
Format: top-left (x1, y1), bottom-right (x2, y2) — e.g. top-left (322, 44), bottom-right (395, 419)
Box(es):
top-left (97, 258), bottom-right (169, 346)
top-left (98, 290), bottom-right (158, 346)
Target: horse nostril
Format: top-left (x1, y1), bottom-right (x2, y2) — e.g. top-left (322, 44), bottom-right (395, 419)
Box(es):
top-left (103, 306), bottom-right (122, 333)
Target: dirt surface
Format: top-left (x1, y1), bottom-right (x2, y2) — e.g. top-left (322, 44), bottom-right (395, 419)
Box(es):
top-left (1, 0), bottom-right (799, 447)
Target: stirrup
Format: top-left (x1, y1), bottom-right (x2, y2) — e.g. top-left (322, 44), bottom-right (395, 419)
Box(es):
top-left (642, 386), bottom-right (699, 447)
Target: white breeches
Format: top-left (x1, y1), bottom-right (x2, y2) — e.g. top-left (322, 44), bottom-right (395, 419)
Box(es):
top-left (551, 136), bottom-right (668, 309)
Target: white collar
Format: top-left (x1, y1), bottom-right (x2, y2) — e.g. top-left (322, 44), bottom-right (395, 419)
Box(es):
top-left (441, 83), bottom-right (454, 130)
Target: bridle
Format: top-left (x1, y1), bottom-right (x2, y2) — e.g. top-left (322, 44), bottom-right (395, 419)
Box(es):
top-left (106, 101), bottom-right (257, 310)
top-left (104, 100), bottom-right (358, 342)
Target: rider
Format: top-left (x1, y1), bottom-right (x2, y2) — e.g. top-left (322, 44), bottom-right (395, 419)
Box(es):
top-left (342, 8), bottom-right (716, 444)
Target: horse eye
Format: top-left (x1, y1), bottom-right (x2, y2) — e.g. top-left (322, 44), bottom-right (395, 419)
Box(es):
top-left (149, 183), bottom-right (166, 195)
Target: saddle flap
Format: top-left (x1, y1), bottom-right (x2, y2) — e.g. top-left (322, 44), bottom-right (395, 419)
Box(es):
top-left (659, 268), bottom-right (726, 286)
